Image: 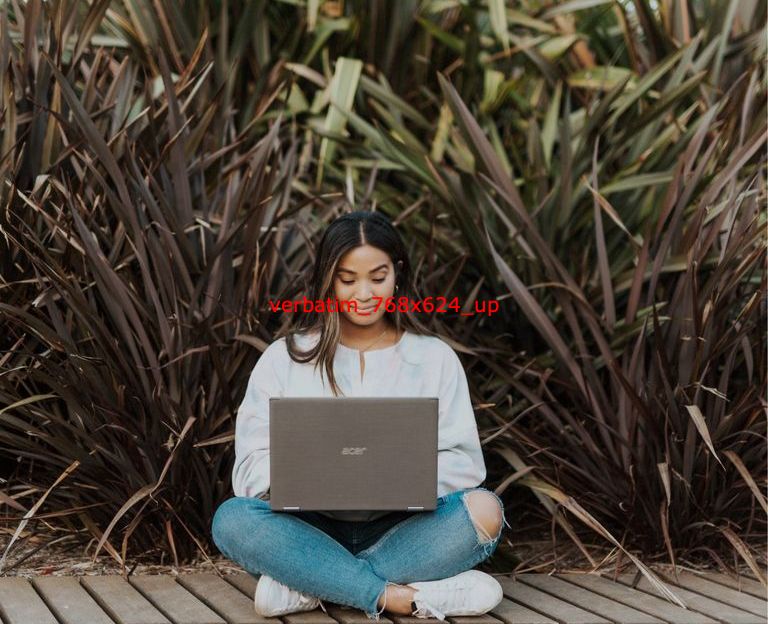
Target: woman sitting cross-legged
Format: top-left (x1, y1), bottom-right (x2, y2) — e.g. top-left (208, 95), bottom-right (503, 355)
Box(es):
top-left (212, 210), bottom-right (511, 620)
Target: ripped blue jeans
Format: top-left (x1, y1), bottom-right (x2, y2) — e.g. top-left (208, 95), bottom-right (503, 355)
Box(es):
top-left (211, 487), bottom-right (510, 620)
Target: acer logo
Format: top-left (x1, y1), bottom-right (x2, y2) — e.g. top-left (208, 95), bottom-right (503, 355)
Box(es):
top-left (341, 447), bottom-right (367, 455)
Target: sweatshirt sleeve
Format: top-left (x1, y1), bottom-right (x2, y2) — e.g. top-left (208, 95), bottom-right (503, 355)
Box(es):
top-left (436, 344), bottom-right (487, 497)
top-left (231, 339), bottom-right (286, 499)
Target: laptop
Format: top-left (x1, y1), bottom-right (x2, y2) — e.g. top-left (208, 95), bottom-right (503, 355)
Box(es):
top-left (269, 397), bottom-right (438, 512)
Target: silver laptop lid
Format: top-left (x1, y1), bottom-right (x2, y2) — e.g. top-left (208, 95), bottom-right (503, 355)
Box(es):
top-left (269, 397), bottom-right (438, 512)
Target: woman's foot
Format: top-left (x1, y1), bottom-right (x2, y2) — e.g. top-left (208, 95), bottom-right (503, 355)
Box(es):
top-left (253, 574), bottom-right (327, 616)
top-left (407, 570), bottom-right (503, 620)
top-left (377, 583), bottom-right (417, 613)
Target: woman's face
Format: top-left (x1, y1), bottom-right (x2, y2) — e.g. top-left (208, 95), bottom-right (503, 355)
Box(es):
top-left (333, 245), bottom-right (397, 327)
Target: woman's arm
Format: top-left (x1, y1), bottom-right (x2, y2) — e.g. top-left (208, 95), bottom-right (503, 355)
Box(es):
top-left (435, 345), bottom-right (487, 497)
top-left (232, 340), bottom-right (285, 499)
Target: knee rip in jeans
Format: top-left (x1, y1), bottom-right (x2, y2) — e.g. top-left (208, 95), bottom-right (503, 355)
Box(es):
top-left (462, 488), bottom-right (512, 558)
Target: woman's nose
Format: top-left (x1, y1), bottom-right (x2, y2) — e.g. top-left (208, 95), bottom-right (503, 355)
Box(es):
top-left (355, 284), bottom-right (372, 300)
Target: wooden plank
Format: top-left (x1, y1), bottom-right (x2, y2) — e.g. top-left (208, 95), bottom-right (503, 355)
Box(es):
top-left (519, 573), bottom-right (665, 623)
top-left (648, 570), bottom-right (767, 617)
top-left (31, 577), bottom-right (113, 624)
top-left (225, 572), bottom-right (259, 598)
top-left (498, 576), bottom-right (611, 624)
top-left (558, 574), bottom-right (717, 624)
top-left (378, 605), bottom-right (504, 624)
top-left (177, 573), bottom-right (269, 624)
top-left (609, 573), bottom-right (764, 624)
top-left (0, 577), bottom-right (58, 624)
top-left (325, 602), bottom-right (393, 623)
top-left (385, 603), bottom-right (505, 623)
top-left (740, 570), bottom-right (765, 583)
top-left (449, 612), bottom-right (506, 623)
top-left (443, 615), bottom-right (503, 623)
top-left (486, 594), bottom-right (558, 624)
top-left (81, 575), bottom-right (172, 624)
top-left (389, 616), bottom-right (501, 624)
top-left (130, 575), bottom-right (226, 624)
top-left (281, 609), bottom-right (337, 624)
top-left (693, 572), bottom-right (767, 600)
top-left (12, 570), bottom-right (763, 624)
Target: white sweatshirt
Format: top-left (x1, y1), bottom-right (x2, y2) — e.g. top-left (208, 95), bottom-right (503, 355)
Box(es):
top-left (231, 329), bottom-right (487, 521)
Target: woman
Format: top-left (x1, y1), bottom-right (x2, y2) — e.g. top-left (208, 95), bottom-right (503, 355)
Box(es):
top-left (212, 211), bottom-right (510, 620)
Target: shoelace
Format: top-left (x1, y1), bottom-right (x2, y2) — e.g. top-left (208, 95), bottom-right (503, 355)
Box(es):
top-left (412, 598), bottom-right (446, 621)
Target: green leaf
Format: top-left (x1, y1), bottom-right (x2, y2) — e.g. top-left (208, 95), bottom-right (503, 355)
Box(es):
top-left (568, 66), bottom-right (636, 90)
top-left (601, 172), bottom-right (676, 194)
top-left (542, 81), bottom-right (562, 169)
top-left (316, 57), bottom-right (363, 186)
top-left (539, 34), bottom-right (580, 61)
top-left (487, 0), bottom-right (509, 51)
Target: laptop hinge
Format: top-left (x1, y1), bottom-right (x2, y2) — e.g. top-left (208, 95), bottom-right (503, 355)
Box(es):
top-left (407, 506), bottom-right (424, 510)
top-left (282, 506), bottom-right (301, 510)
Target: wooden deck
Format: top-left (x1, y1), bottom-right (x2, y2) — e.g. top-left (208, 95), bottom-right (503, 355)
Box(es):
top-left (0, 570), bottom-right (763, 624)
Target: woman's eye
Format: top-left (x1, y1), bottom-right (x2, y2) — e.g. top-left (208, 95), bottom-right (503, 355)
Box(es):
top-left (338, 278), bottom-right (386, 285)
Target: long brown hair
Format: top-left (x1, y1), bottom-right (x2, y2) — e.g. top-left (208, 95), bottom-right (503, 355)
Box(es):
top-left (281, 210), bottom-right (436, 396)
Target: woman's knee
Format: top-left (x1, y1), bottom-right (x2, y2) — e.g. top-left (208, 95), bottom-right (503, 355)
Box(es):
top-left (462, 488), bottom-right (508, 543)
top-left (211, 497), bottom-right (238, 553)
top-left (211, 496), bottom-right (268, 553)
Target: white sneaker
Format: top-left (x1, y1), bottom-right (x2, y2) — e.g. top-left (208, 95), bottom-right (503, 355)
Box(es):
top-left (253, 574), bottom-right (328, 616)
top-left (408, 570), bottom-right (503, 620)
